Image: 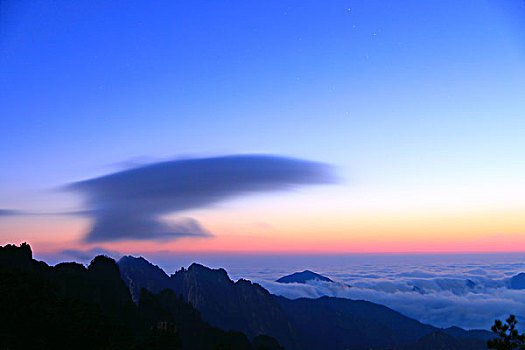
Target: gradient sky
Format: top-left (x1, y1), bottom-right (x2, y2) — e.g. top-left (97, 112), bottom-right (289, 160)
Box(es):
top-left (1, 0), bottom-right (525, 257)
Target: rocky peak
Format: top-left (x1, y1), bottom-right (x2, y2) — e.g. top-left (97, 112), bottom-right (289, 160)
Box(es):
top-left (88, 255), bottom-right (121, 281)
top-left (0, 242), bottom-right (33, 268)
top-left (276, 270), bottom-right (333, 284)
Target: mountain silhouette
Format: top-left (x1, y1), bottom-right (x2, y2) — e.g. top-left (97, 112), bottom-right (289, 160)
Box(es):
top-left (119, 255), bottom-right (172, 302)
top-left (0, 243), bottom-right (282, 350)
top-left (0, 243), bottom-right (492, 350)
top-left (119, 258), bottom-right (299, 349)
top-left (509, 272), bottom-right (525, 289)
top-left (118, 255), bottom-right (492, 350)
top-left (275, 270), bottom-right (333, 284)
top-left (377, 331), bottom-right (487, 350)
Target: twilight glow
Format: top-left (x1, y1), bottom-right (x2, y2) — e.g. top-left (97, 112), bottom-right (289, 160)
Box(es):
top-left (1, 0), bottom-right (525, 260)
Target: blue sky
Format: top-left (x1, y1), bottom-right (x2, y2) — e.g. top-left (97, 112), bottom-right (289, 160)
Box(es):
top-left (1, 0), bottom-right (525, 253)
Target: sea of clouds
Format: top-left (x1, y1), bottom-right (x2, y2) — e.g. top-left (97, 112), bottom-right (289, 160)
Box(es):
top-left (222, 253), bottom-right (525, 331)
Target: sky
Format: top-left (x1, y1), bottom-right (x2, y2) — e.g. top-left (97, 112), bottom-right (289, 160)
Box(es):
top-left (1, 0), bottom-right (525, 258)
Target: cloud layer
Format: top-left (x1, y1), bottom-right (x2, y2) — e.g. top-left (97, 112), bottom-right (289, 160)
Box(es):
top-left (59, 247), bottom-right (122, 262)
top-left (69, 155), bottom-right (334, 242)
top-left (0, 209), bottom-right (23, 216)
top-left (262, 279), bottom-right (525, 331)
top-left (220, 253), bottom-right (525, 331)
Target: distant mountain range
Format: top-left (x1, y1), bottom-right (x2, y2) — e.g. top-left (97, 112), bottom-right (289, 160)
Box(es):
top-left (275, 270), bottom-right (333, 284)
top-left (377, 331), bottom-right (487, 350)
top-left (0, 243), bottom-right (495, 349)
top-left (118, 254), bottom-right (494, 350)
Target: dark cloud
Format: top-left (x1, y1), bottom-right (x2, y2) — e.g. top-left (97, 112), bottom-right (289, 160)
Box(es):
top-left (60, 247), bottom-right (122, 262)
top-left (87, 216), bottom-right (211, 242)
top-left (0, 209), bottom-right (23, 216)
top-left (69, 155), bottom-right (335, 243)
top-left (0, 209), bottom-right (91, 217)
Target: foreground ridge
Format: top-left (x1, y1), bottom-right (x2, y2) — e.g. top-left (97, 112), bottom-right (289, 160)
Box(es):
top-left (0, 243), bottom-right (282, 350)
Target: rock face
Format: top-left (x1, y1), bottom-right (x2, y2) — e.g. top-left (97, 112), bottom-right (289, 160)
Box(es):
top-left (509, 273), bottom-right (525, 290)
top-left (118, 255), bottom-right (171, 302)
top-left (275, 270), bottom-right (333, 284)
top-left (119, 259), bottom-right (299, 349)
top-left (177, 264), bottom-right (300, 349)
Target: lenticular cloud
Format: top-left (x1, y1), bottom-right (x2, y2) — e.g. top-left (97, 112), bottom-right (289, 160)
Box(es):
top-left (68, 154), bottom-right (335, 242)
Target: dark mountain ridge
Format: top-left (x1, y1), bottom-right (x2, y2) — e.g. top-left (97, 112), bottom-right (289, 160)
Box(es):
top-left (0, 243), bottom-right (281, 350)
top-left (169, 262), bottom-right (298, 349)
top-left (119, 255), bottom-right (172, 302)
top-left (376, 331), bottom-right (487, 350)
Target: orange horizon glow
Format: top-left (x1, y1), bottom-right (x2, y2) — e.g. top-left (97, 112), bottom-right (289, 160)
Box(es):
top-left (2, 205), bottom-right (524, 256)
